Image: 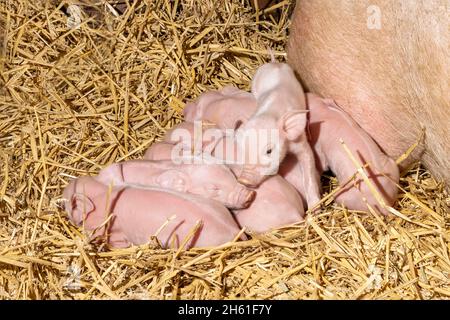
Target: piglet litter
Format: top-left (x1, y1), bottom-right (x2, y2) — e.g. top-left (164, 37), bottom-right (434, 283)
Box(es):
top-left (0, 0), bottom-right (448, 300)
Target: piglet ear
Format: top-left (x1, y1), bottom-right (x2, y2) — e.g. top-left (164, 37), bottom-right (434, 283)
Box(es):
top-left (279, 110), bottom-right (308, 141)
top-left (69, 193), bottom-right (95, 226)
top-left (156, 170), bottom-right (188, 193)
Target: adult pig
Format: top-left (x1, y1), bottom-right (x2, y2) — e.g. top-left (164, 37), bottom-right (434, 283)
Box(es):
top-left (95, 160), bottom-right (256, 210)
top-left (234, 175), bottom-right (305, 233)
top-left (287, 0), bottom-right (449, 184)
top-left (63, 177), bottom-right (244, 248)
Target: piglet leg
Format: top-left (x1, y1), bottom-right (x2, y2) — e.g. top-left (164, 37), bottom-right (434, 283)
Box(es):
top-left (279, 154), bottom-right (307, 208)
top-left (291, 138), bottom-right (322, 210)
top-left (334, 156), bottom-right (399, 216)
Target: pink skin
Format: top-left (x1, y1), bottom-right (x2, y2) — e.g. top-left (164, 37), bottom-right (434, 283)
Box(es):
top-left (144, 122), bottom-right (242, 175)
top-left (278, 153), bottom-right (309, 207)
top-left (95, 160), bottom-right (256, 210)
top-left (287, 1), bottom-right (449, 185)
top-left (63, 176), bottom-right (130, 247)
top-left (235, 62), bottom-right (322, 210)
top-left (233, 175), bottom-right (305, 233)
top-left (63, 177), bottom-right (244, 249)
top-left (183, 85), bottom-right (257, 130)
top-left (163, 121), bottom-right (199, 144)
top-left (143, 142), bottom-right (176, 161)
top-left (306, 93), bottom-right (399, 215)
top-left (172, 85), bottom-right (398, 215)
top-left (163, 121), bottom-right (221, 146)
top-left (162, 121), bottom-right (226, 157)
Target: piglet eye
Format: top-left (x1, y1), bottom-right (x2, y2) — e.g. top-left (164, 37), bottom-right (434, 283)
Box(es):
top-left (266, 148), bottom-right (272, 155)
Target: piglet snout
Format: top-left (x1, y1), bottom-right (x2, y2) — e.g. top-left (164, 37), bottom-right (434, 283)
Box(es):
top-left (227, 185), bottom-right (256, 209)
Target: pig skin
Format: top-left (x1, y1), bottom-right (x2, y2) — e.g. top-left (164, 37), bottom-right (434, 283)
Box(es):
top-left (177, 85), bottom-right (399, 215)
top-left (143, 142), bottom-right (177, 161)
top-left (183, 85), bottom-right (257, 130)
top-left (95, 159), bottom-right (256, 210)
top-left (307, 93), bottom-right (399, 215)
top-left (234, 175), bottom-right (305, 233)
top-left (162, 121), bottom-right (226, 157)
top-left (144, 122), bottom-right (243, 176)
top-left (235, 62), bottom-right (322, 210)
top-left (63, 176), bottom-right (244, 248)
top-left (279, 94), bottom-right (400, 215)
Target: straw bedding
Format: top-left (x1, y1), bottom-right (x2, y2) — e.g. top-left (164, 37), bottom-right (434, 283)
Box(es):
top-left (0, 0), bottom-right (448, 299)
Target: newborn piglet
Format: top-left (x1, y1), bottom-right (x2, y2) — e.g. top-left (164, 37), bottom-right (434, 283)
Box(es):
top-left (182, 85), bottom-right (399, 215)
top-left (144, 124), bottom-right (304, 232)
top-left (306, 93), bottom-right (399, 215)
top-left (233, 175), bottom-right (305, 233)
top-left (63, 176), bottom-right (244, 248)
top-left (184, 85), bottom-right (257, 130)
top-left (144, 122), bottom-right (242, 176)
top-left (233, 62), bottom-right (322, 210)
top-left (96, 159), bottom-right (255, 210)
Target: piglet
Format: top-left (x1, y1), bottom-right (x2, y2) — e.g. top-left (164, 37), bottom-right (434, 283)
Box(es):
top-left (234, 62), bottom-right (322, 210)
top-left (233, 175), bottom-right (305, 233)
top-left (306, 93), bottom-right (399, 215)
top-left (162, 121), bottom-right (227, 157)
top-left (144, 122), bottom-right (242, 175)
top-left (63, 176), bottom-right (130, 247)
top-left (95, 159), bottom-right (255, 210)
top-left (143, 142), bottom-right (176, 161)
top-left (184, 85), bottom-right (257, 130)
top-left (63, 176), bottom-right (244, 248)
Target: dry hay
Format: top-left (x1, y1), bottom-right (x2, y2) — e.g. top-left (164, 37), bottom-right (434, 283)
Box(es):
top-left (0, 0), bottom-right (449, 300)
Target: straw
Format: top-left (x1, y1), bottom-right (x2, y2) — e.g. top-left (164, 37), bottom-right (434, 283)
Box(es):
top-left (0, 0), bottom-right (448, 300)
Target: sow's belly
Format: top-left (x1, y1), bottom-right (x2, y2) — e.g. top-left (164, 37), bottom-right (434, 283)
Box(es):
top-left (287, 0), bottom-right (449, 183)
